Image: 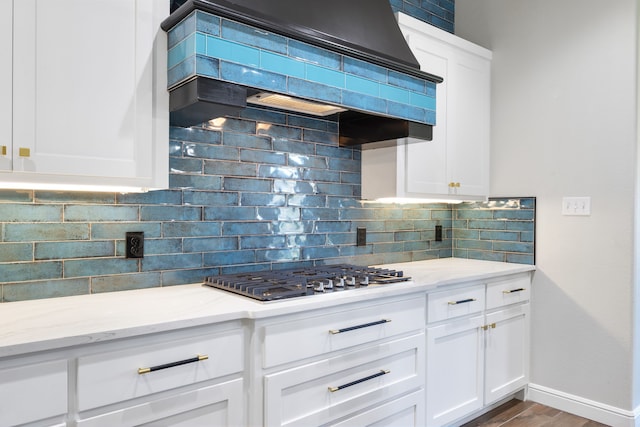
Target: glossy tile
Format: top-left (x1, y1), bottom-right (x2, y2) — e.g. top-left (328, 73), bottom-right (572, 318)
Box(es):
top-left (91, 272), bottom-right (161, 294)
top-left (165, 9), bottom-right (441, 124)
top-left (0, 103), bottom-right (535, 302)
top-left (5, 224), bottom-right (89, 242)
top-left (3, 278), bottom-right (89, 302)
top-left (221, 19), bottom-right (287, 54)
top-left (1, 261), bottom-right (62, 282)
top-left (0, 243), bottom-right (33, 262)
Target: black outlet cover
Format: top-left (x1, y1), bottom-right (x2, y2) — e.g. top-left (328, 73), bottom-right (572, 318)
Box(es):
top-left (126, 232), bottom-right (144, 258)
top-left (357, 227), bottom-right (367, 246)
top-left (435, 225), bottom-right (443, 242)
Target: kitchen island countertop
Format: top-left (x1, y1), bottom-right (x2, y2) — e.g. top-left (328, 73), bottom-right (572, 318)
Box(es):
top-left (0, 258), bottom-right (534, 358)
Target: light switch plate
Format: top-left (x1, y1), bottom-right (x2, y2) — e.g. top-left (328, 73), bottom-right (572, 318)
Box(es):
top-left (562, 197), bottom-right (591, 216)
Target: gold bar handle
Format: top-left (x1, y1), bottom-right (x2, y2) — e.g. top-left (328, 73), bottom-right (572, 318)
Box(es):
top-left (0, 145), bottom-right (6, 156)
top-left (503, 288), bottom-right (526, 294)
top-left (138, 354), bottom-right (208, 375)
top-left (448, 298), bottom-right (476, 305)
top-left (328, 369), bottom-right (390, 392)
top-left (482, 323), bottom-right (497, 331)
top-left (329, 319), bottom-right (391, 335)
top-left (19, 147), bottom-right (30, 158)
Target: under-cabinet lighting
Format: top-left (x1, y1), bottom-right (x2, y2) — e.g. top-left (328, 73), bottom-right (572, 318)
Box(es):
top-left (0, 182), bottom-right (151, 193)
top-left (365, 198), bottom-right (466, 204)
top-left (247, 92), bottom-right (347, 116)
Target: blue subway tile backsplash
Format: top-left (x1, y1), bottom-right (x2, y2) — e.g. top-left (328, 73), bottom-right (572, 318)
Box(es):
top-left (0, 1), bottom-right (535, 302)
top-left (0, 101), bottom-right (533, 302)
top-left (167, 9), bottom-right (437, 126)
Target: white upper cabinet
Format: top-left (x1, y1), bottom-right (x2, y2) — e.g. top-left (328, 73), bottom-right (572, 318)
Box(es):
top-left (362, 13), bottom-right (491, 201)
top-left (5, 0), bottom-right (168, 191)
top-left (0, 0), bottom-right (11, 172)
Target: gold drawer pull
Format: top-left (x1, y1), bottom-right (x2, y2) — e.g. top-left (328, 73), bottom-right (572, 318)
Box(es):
top-left (328, 369), bottom-right (390, 392)
top-left (19, 147), bottom-right (30, 158)
top-left (1, 145), bottom-right (6, 155)
top-left (138, 354), bottom-right (208, 375)
top-left (448, 298), bottom-right (476, 305)
top-left (503, 288), bottom-right (526, 294)
top-left (482, 323), bottom-right (497, 331)
top-left (329, 319), bottom-right (391, 335)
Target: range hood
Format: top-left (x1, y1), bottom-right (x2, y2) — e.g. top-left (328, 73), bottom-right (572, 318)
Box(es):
top-left (161, 0), bottom-right (443, 146)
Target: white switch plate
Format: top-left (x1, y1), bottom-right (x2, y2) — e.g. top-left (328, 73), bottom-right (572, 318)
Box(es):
top-left (562, 196), bottom-right (591, 216)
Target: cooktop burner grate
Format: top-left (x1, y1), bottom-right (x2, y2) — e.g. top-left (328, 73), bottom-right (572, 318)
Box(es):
top-left (204, 264), bottom-right (410, 301)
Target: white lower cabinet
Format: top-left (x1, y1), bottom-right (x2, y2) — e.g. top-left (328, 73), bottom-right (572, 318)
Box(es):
top-left (0, 359), bottom-right (68, 427)
top-left (75, 324), bottom-right (245, 427)
top-left (0, 321), bottom-right (245, 427)
top-left (258, 295), bottom-right (427, 427)
top-left (484, 303), bottom-right (530, 405)
top-left (425, 273), bottom-right (532, 427)
top-left (265, 334), bottom-right (424, 427)
top-left (426, 314), bottom-right (485, 426)
top-left (0, 268), bottom-right (533, 427)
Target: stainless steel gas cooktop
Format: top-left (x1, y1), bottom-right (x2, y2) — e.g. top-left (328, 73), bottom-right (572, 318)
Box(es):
top-left (204, 264), bottom-right (410, 302)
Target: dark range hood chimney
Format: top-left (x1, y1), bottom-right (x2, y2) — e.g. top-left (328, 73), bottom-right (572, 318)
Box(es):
top-left (162, 0), bottom-right (443, 146)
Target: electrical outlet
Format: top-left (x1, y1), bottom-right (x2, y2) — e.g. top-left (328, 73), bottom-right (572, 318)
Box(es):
top-left (126, 232), bottom-right (144, 258)
top-left (435, 225), bottom-right (443, 242)
top-left (562, 197), bottom-right (591, 216)
top-left (356, 227), bottom-right (367, 246)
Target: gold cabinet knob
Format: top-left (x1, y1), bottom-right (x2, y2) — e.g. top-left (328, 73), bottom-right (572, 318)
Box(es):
top-left (19, 147), bottom-right (30, 158)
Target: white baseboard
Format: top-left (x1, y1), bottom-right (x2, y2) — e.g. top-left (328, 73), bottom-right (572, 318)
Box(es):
top-left (528, 383), bottom-right (640, 427)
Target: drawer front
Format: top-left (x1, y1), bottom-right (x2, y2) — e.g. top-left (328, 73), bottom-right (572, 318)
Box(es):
top-left (77, 328), bottom-right (243, 411)
top-left (331, 389), bottom-right (424, 427)
top-left (77, 379), bottom-right (244, 427)
top-left (264, 334), bottom-right (424, 427)
top-left (427, 284), bottom-right (485, 323)
top-left (486, 274), bottom-right (531, 310)
top-left (0, 359), bottom-right (67, 426)
top-left (263, 296), bottom-right (425, 368)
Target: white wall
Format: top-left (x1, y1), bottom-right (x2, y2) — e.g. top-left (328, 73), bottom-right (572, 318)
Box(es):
top-left (456, 0), bottom-right (639, 413)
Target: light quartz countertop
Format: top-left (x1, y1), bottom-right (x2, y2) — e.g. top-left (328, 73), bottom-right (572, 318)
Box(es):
top-left (0, 258), bottom-right (534, 358)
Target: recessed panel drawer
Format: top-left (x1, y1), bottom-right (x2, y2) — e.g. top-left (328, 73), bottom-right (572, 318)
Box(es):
top-left (262, 296), bottom-right (425, 368)
top-left (0, 359), bottom-right (67, 426)
top-left (264, 334), bottom-right (424, 427)
top-left (486, 274), bottom-right (531, 310)
top-left (77, 328), bottom-right (243, 411)
top-left (427, 284), bottom-right (485, 323)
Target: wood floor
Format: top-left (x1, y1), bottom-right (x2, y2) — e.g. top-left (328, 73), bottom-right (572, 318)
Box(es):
top-left (460, 399), bottom-right (610, 427)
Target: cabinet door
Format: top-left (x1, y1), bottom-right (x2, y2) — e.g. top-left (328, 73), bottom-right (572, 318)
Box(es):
top-left (399, 16), bottom-right (491, 200)
top-left (426, 315), bottom-right (484, 427)
top-left (484, 303), bottom-right (530, 405)
top-left (12, 0), bottom-right (168, 188)
top-left (446, 48), bottom-right (490, 197)
top-left (0, 0), bottom-right (11, 171)
top-left (403, 32), bottom-right (449, 196)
